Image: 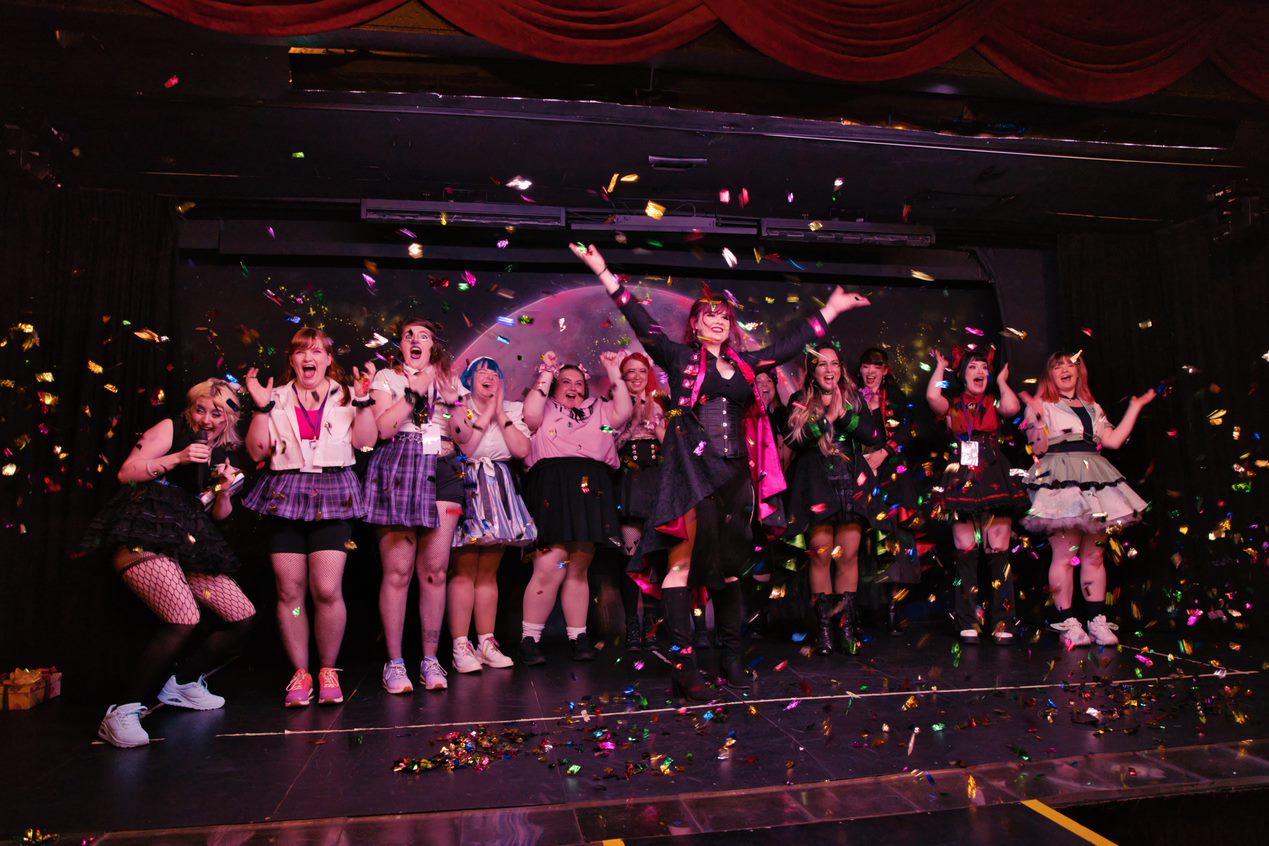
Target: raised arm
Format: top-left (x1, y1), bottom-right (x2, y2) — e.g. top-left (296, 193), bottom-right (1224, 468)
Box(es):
top-left (749, 286), bottom-right (871, 371)
top-left (572, 243), bottom-right (675, 367)
top-left (925, 350), bottom-right (950, 418)
top-left (1099, 389), bottom-right (1156, 450)
top-left (995, 363), bottom-right (1021, 418)
top-left (350, 363), bottom-right (379, 451)
top-left (243, 367), bottom-right (275, 463)
top-left (522, 351), bottom-right (556, 433)
top-left (600, 350), bottom-right (633, 429)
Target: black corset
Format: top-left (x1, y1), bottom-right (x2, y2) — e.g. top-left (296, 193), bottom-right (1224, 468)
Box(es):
top-left (697, 396), bottom-right (745, 458)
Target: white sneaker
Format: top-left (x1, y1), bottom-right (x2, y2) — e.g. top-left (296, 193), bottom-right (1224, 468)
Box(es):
top-left (1051, 616), bottom-right (1092, 649)
top-left (959, 628), bottom-right (980, 642)
top-left (421, 656), bottom-right (448, 691)
top-left (1087, 615), bottom-right (1120, 646)
top-left (477, 638), bottom-right (515, 669)
top-left (98, 703), bottom-right (149, 748)
top-left (452, 641), bottom-right (483, 674)
top-left (382, 661), bottom-right (413, 695)
top-left (992, 630), bottom-right (1015, 645)
top-left (157, 675), bottom-right (225, 711)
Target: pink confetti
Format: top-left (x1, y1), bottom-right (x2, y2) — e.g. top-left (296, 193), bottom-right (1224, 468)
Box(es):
top-left (784, 699), bottom-right (800, 711)
top-left (719, 189), bottom-right (731, 203)
top-left (163, 75), bottom-right (179, 89)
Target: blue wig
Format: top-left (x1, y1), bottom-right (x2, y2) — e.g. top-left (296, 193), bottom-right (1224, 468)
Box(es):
top-left (460, 356), bottom-right (505, 393)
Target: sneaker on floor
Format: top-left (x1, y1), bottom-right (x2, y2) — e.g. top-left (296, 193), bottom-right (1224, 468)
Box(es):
top-left (317, 667), bottom-right (343, 705)
top-left (98, 703), bottom-right (149, 748)
top-left (158, 674), bottom-right (225, 711)
top-left (477, 638), bottom-right (515, 669)
top-left (959, 628), bottom-right (980, 643)
top-left (1087, 614), bottom-right (1120, 646)
top-left (382, 661), bottom-right (413, 695)
top-left (284, 668), bottom-right (313, 708)
top-left (452, 641), bottom-right (483, 674)
top-left (520, 636), bottom-right (546, 666)
top-left (992, 630), bottom-right (1015, 645)
top-left (421, 656), bottom-right (448, 691)
top-left (571, 633), bottom-right (597, 661)
top-left (1050, 616), bottom-right (1092, 649)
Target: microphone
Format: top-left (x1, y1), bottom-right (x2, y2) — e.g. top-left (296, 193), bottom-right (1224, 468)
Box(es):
top-left (194, 429), bottom-right (210, 492)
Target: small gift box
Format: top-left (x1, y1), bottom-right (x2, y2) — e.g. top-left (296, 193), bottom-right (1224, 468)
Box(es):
top-left (1, 667), bottom-right (62, 710)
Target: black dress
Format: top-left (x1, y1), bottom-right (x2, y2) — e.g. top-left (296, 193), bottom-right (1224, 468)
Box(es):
top-left (863, 390), bottom-right (923, 583)
top-left (611, 282), bottom-right (829, 588)
top-left (81, 418), bottom-right (241, 574)
top-left (783, 395), bottom-right (884, 536)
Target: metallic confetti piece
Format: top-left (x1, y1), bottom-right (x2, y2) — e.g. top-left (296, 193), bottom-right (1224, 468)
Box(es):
top-left (645, 201), bottom-right (666, 219)
top-left (910, 270), bottom-right (935, 282)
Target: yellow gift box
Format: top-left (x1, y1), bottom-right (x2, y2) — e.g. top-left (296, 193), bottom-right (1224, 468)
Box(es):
top-left (1, 667), bottom-right (62, 710)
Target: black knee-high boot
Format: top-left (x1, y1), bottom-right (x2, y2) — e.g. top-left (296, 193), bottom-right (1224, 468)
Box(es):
top-left (833, 593), bottom-right (859, 654)
top-left (812, 593), bottom-right (835, 655)
top-left (641, 594), bottom-right (661, 647)
top-left (713, 583), bottom-right (751, 688)
top-left (985, 550), bottom-right (1015, 636)
top-left (953, 548), bottom-right (981, 637)
top-left (661, 587), bottom-right (708, 701)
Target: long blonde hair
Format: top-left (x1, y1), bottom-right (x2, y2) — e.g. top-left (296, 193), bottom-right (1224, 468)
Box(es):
top-left (787, 344), bottom-right (861, 456)
top-left (183, 379), bottom-right (243, 449)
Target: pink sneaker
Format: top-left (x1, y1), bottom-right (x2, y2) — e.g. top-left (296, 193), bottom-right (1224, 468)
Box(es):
top-left (317, 667), bottom-right (343, 705)
top-left (284, 669), bottom-right (313, 708)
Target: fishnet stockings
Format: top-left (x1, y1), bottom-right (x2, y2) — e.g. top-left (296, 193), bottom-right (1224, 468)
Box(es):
top-left (273, 550), bottom-right (347, 670)
top-left (119, 554), bottom-right (254, 625)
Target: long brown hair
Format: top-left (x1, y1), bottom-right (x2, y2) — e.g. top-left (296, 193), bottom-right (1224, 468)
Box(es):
top-left (394, 318), bottom-right (453, 381)
top-left (282, 327), bottom-right (351, 406)
top-left (787, 344), bottom-right (861, 456)
top-left (1036, 351), bottom-right (1096, 404)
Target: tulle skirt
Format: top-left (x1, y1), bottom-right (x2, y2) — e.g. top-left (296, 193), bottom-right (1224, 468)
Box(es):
top-left (1022, 450), bottom-right (1147, 533)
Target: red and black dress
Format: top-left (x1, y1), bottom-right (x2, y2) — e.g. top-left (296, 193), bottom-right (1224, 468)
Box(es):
top-left (933, 398), bottom-right (1028, 520)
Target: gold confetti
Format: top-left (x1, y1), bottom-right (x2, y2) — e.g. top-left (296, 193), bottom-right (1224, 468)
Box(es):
top-left (645, 201), bottom-right (666, 220)
top-left (909, 270), bottom-right (935, 282)
top-left (87, 360), bottom-right (103, 374)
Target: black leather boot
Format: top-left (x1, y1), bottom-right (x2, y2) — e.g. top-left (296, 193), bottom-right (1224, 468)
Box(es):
top-left (812, 593), bottom-right (834, 655)
top-left (953, 547), bottom-right (981, 641)
top-left (834, 592), bottom-right (859, 654)
top-left (624, 614), bottom-right (644, 651)
top-left (714, 583), bottom-right (751, 689)
top-left (661, 587), bottom-right (709, 701)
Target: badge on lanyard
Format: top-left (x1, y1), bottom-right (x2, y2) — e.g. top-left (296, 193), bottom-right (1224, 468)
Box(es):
top-left (960, 439), bottom-right (980, 468)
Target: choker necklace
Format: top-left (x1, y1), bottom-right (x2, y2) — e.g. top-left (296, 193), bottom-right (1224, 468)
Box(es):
top-left (1060, 393), bottom-right (1076, 400)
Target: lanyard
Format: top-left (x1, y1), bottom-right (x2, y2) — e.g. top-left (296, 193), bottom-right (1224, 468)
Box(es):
top-left (293, 383), bottom-right (330, 441)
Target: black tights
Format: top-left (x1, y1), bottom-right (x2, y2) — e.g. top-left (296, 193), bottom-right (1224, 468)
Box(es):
top-left (125, 618), bottom-right (253, 704)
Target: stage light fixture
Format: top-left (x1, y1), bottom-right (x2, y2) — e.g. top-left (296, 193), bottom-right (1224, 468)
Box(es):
top-left (360, 200), bottom-right (566, 229)
top-left (760, 218), bottom-right (935, 246)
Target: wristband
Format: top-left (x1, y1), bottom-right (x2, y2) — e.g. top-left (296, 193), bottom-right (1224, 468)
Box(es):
top-left (255, 401), bottom-right (276, 414)
top-left (403, 387), bottom-right (423, 408)
top-left (503, 420), bottom-right (515, 428)
top-left (352, 397), bottom-right (374, 408)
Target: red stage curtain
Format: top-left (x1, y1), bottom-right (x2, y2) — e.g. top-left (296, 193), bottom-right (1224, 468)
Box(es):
top-left (424, 1), bottom-right (717, 64)
top-left (702, 0), bottom-right (997, 83)
top-left (136, 0), bottom-right (1269, 103)
top-left (136, 1), bottom-right (409, 36)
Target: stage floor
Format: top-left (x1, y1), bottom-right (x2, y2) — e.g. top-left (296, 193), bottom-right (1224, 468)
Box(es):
top-left (3, 621), bottom-right (1265, 844)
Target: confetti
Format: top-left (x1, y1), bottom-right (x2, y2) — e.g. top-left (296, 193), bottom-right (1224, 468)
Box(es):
top-left (910, 270), bottom-right (935, 282)
top-left (645, 201), bottom-right (666, 220)
top-left (506, 175), bottom-right (532, 191)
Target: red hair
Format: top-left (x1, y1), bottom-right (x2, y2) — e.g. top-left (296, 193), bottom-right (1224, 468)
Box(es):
top-left (394, 318), bottom-right (453, 380)
top-left (282, 327), bottom-right (350, 405)
top-left (684, 295), bottom-right (744, 350)
top-left (619, 351), bottom-right (662, 401)
top-left (1036, 352), bottom-right (1096, 404)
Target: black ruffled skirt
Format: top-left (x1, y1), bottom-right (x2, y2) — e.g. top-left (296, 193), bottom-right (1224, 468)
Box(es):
top-left (784, 448), bottom-right (876, 536)
top-left (81, 482), bottom-right (240, 574)
top-left (933, 437), bottom-right (1029, 521)
top-left (525, 457), bottom-right (621, 547)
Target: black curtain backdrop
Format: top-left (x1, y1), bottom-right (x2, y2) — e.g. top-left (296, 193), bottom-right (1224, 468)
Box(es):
top-left (1057, 223), bottom-right (1269, 633)
top-left (0, 183), bottom-right (184, 682)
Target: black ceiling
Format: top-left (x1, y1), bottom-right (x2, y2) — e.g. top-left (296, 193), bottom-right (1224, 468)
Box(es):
top-left (3, 1), bottom-right (1267, 247)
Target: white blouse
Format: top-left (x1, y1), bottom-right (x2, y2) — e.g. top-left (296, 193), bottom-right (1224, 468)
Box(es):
top-left (462, 400), bottom-right (531, 463)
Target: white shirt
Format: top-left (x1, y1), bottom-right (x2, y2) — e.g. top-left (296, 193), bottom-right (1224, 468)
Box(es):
top-left (462, 400), bottom-right (531, 463)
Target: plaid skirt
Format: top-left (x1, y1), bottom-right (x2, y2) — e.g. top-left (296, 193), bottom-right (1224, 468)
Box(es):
top-left (363, 436), bottom-right (465, 528)
top-left (243, 468), bottom-right (365, 522)
top-left (452, 458), bottom-right (537, 548)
